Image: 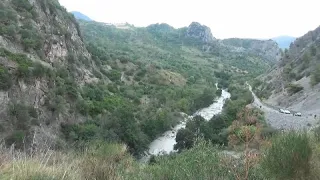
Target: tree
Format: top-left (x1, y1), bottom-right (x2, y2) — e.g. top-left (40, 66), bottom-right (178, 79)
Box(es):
top-left (174, 128), bottom-right (195, 151)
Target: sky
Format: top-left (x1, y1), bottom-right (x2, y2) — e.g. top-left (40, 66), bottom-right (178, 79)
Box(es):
top-left (58, 0), bottom-right (320, 39)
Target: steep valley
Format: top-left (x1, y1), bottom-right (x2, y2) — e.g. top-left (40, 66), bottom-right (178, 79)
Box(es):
top-left (0, 0), bottom-right (281, 155)
top-left (1, 0), bottom-right (320, 179)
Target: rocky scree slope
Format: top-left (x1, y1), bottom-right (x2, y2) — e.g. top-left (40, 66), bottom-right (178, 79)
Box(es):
top-left (254, 25), bottom-right (320, 115)
top-left (0, 0), bottom-right (100, 148)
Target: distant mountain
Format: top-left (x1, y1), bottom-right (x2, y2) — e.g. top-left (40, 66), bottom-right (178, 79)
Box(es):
top-left (271, 36), bottom-right (296, 49)
top-left (71, 11), bottom-right (92, 21)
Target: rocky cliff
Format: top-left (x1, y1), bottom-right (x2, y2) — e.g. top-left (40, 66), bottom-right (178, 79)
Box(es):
top-left (254, 25), bottom-right (320, 114)
top-left (182, 22), bottom-right (281, 63)
top-left (186, 22), bottom-right (215, 43)
top-left (0, 0), bottom-right (98, 148)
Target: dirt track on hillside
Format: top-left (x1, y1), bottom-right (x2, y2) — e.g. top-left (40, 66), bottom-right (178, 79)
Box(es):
top-left (248, 84), bottom-right (319, 130)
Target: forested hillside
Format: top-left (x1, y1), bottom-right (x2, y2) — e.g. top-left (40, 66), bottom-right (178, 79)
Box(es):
top-left (76, 20), bottom-right (273, 155)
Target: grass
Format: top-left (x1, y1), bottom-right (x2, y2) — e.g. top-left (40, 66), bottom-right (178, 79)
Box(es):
top-left (0, 141), bottom-right (138, 180)
top-left (1, 131), bottom-right (320, 180)
top-left (261, 131), bottom-right (312, 179)
top-left (0, 144), bottom-right (80, 180)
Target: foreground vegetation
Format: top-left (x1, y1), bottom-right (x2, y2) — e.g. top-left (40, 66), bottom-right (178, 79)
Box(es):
top-left (1, 0), bottom-right (320, 179)
top-left (2, 126), bottom-right (320, 180)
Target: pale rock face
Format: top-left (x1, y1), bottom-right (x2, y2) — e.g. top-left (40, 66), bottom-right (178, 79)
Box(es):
top-left (46, 39), bottom-right (68, 64)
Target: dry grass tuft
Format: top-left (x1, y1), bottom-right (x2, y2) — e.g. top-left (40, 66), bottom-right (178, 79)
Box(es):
top-left (0, 141), bottom-right (134, 180)
top-left (0, 144), bottom-right (80, 180)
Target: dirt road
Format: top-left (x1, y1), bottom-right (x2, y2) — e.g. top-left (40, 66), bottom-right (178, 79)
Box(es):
top-left (248, 84), bottom-right (318, 130)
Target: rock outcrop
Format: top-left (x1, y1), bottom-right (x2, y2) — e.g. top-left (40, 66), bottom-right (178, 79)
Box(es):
top-left (186, 22), bottom-right (215, 43)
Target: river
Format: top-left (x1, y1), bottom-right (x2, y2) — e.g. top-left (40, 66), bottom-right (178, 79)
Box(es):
top-left (142, 89), bottom-right (231, 161)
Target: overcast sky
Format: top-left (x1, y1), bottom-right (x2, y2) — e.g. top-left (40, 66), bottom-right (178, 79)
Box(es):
top-left (58, 0), bottom-right (319, 39)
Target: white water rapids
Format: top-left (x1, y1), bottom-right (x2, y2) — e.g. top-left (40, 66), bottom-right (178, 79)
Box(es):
top-left (142, 89), bottom-right (231, 161)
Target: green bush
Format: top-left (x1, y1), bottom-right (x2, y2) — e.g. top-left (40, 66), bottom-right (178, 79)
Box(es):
top-left (8, 103), bottom-right (37, 131)
top-left (107, 84), bottom-right (118, 93)
top-left (0, 7), bottom-right (18, 26)
top-left (310, 65), bottom-right (320, 86)
top-left (5, 130), bottom-right (26, 149)
top-left (32, 63), bottom-right (50, 78)
top-left (61, 122), bottom-right (99, 141)
top-left (0, 65), bottom-right (13, 90)
top-left (286, 83), bottom-right (304, 95)
top-left (12, 0), bottom-right (33, 11)
top-left (261, 131), bottom-right (312, 179)
top-left (106, 70), bottom-right (121, 82)
top-left (0, 48), bottom-right (37, 80)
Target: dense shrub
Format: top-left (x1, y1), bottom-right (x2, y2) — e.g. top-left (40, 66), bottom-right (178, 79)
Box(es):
top-left (0, 65), bottom-right (13, 90)
top-left (262, 131), bottom-right (312, 179)
top-left (5, 130), bottom-right (26, 149)
top-left (12, 0), bottom-right (33, 11)
top-left (61, 122), bottom-right (99, 141)
top-left (32, 63), bottom-right (51, 78)
top-left (8, 103), bottom-right (37, 131)
top-left (106, 69), bottom-right (121, 82)
top-left (286, 83), bottom-right (304, 95)
top-left (0, 48), bottom-right (46, 80)
top-left (311, 65), bottom-right (320, 86)
top-left (20, 28), bottom-right (44, 50)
